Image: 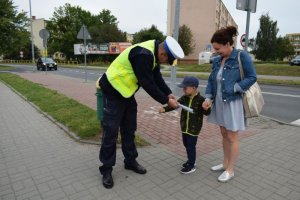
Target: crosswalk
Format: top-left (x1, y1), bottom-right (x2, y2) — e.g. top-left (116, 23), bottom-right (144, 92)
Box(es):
top-left (291, 119), bottom-right (300, 126)
top-left (48, 68), bottom-right (300, 126)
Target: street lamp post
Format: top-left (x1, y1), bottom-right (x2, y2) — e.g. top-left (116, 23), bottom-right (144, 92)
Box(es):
top-left (170, 0), bottom-right (180, 91)
top-left (29, 0), bottom-right (35, 71)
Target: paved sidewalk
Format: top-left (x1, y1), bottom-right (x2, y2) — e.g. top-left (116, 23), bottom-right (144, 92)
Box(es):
top-left (1, 72), bottom-right (300, 200)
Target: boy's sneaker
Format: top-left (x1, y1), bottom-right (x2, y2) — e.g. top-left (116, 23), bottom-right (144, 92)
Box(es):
top-left (181, 161), bottom-right (188, 169)
top-left (180, 164), bottom-right (196, 174)
top-left (181, 161), bottom-right (196, 169)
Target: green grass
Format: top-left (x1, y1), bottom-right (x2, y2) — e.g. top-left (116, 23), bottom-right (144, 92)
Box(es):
top-left (0, 65), bottom-right (15, 71)
top-left (161, 71), bottom-right (300, 86)
top-left (257, 78), bottom-right (300, 86)
top-left (0, 73), bottom-right (150, 146)
top-left (176, 63), bottom-right (300, 77)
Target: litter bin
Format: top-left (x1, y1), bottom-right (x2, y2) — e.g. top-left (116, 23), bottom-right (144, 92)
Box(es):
top-left (95, 88), bottom-right (103, 121)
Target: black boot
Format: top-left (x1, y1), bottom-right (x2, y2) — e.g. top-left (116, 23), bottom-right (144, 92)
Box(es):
top-left (124, 161), bottom-right (147, 174)
top-left (102, 171), bottom-right (113, 189)
top-left (99, 166), bottom-right (114, 189)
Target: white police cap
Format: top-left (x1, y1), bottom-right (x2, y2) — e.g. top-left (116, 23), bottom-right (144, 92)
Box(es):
top-left (163, 36), bottom-right (185, 65)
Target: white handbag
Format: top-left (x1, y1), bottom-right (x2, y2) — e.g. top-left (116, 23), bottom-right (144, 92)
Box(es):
top-left (238, 52), bottom-right (264, 118)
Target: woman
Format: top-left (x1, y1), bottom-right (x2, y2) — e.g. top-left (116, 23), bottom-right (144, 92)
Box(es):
top-left (202, 26), bottom-right (257, 182)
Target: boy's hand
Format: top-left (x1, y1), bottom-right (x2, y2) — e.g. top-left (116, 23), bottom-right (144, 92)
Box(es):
top-left (159, 107), bottom-right (165, 113)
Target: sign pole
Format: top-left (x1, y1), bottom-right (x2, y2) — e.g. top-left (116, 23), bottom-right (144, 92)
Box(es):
top-left (244, 0), bottom-right (251, 51)
top-left (39, 29), bottom-right (50, 74)
top-left (83, 25), bottom-right (87, 83)
top-left (77, 24), bottom-right (91, 83)
top-left (236, 0), bottom-right (257, 52)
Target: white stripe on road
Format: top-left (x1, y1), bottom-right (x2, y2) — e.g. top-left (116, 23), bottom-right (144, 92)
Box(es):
top-left (291, 119), bottom-right (300, 126)
top-left (186, 83), bottom-right (300, 98)
top-left (261, 92), bottom-right (300, 98)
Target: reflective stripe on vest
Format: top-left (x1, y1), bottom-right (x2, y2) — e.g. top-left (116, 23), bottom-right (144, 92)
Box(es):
top-left (106, 40), bottom-right (156, 98)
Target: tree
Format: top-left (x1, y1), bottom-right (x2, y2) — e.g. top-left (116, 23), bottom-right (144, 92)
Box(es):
top-left (89, 9), bottom-right (126, 44)
top-left (252, 13), bottom-right (278, 61)
top-left (0, 0), bottom-right (30, 58)
top-left (84, 9), bottom-right (126, 62)
top-left (178, 24), bottom-right (195, 56)
top-left (4, 42), bottom-right (39, 60)
top-left (275, 36), bottom-right (295, 60)
top-left (46, 5), bottom-right (125, 60)
top-left (132, 25), bottom-right (164, 44)
top-left (46, 3), bottom-right (94, 59)
top-left (95, 9), bottom-right (118, 26)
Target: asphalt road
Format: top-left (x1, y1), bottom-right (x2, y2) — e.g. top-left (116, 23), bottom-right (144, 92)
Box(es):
top-left (4, 64), bottom-right (300, 125)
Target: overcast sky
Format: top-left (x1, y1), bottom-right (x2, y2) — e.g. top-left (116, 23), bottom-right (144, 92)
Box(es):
top-left (13, 0), bottom-right (300, 48)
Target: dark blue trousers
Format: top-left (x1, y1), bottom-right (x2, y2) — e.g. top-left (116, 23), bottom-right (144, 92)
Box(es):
top-left (99, 92), bottom-right (138, 174)
top-left (182, 133), bottom-right (198, 166)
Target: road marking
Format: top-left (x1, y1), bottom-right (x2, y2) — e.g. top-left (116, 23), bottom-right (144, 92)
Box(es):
top-left (170, 82), bottom-right (300, 98)
top-left (261, 92), bottom-right (300, 98)
top-left (291, 119), bottom-right (300, 126)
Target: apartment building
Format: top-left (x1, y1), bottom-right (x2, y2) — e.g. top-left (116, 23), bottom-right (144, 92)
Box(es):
top-left (286, 33), bottom-right (300, 56)
top-left (30, 17), bottom-right (66, 59)
top-left (30, 16), bottom-right (46, 55)
top-left (167, 0), bottom-right (237, 62)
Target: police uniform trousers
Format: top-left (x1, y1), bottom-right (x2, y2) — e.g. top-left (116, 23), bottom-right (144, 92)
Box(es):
top-left (99, 91), bottom-right (138, 174)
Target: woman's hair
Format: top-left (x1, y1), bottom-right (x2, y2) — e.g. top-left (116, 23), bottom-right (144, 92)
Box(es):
top-left (210, 26), bottom-right (238, 45)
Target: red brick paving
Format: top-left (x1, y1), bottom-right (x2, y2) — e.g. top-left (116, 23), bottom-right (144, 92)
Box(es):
top-left (17, 72), bottom-right (258, 158)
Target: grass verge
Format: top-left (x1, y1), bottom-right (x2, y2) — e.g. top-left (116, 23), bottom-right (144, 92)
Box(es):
top-left (161, 71), bottom-right (300, 86)
top-left (176, 63), bottom-right (300, 77)
top-left (0, 72), bottom-right (149, 146)
top-left (0, 65), bottom-right (15, 70)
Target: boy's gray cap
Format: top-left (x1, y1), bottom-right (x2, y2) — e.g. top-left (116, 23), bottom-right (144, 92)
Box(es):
top-left (178, 76), bottom-right (199, 88)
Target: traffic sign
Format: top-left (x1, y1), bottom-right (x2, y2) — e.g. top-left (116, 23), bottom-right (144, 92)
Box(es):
top-left (39, 29), bottom-right (50, 39)
top-left (236, 0), bottom-right (257, 13)
top-left (240, 34), bottom-right (246, 47)
top-left (39, 29), bottom-right (50, 48)
top-left (77, 25), bottom-right (91, 40)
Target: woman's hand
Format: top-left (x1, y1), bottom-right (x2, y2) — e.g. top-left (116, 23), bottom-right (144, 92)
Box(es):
top-left (202, 99), bottom-right (212, 111)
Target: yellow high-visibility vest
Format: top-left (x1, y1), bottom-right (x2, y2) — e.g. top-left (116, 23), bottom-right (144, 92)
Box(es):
top-left (106, 40), bottom-right (156, 98)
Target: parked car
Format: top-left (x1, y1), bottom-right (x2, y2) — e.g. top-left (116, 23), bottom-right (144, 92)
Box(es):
top-left (289, 56), bottom-right (300, 66)
top-left (36, 57), bottom-right (58, 71)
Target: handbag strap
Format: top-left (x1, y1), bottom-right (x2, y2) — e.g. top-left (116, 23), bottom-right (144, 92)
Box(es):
top-left (237, 51), bottom-right (245, 80)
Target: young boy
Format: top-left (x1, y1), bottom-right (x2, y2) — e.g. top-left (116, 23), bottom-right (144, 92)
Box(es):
top-left (159, 76), bottom-right (211, 174)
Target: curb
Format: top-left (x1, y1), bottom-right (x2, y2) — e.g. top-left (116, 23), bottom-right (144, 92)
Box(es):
top-left (260, 114), bottom-right (300, 128)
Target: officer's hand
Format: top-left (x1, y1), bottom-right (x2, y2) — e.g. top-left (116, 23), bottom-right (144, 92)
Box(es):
top-left (168, 94), bottom-right (176, 100)
top-left (168, 98), bottom-right (178, 108)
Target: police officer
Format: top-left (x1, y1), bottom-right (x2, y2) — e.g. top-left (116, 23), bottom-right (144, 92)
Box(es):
top-left (97, 36), bottom-right (184, 189)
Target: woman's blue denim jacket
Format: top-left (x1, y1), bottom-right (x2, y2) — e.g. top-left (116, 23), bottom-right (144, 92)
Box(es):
top-left (205, 48), bottom-right (257, 102)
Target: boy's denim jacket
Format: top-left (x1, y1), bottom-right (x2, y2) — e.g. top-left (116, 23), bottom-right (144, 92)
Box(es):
top-left (205, 48), bottom-right (257, 102)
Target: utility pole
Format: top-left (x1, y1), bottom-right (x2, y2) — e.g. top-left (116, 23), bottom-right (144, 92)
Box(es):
top-left (170, 0), bottom-right (180, 91)
top-left (29, 0), bottom-right (35, 71)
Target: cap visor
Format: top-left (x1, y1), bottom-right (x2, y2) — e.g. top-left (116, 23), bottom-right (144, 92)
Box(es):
top-left (177, 83), bottom-right (185, 88)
